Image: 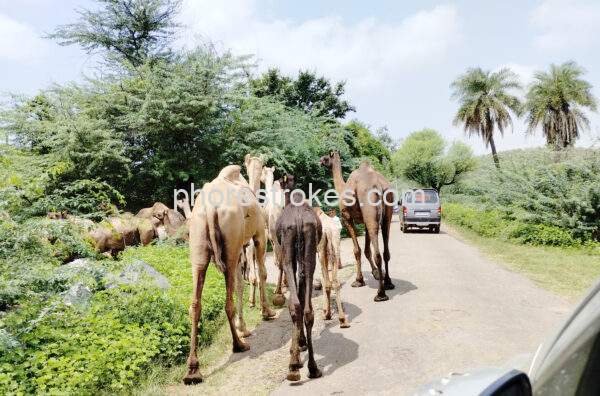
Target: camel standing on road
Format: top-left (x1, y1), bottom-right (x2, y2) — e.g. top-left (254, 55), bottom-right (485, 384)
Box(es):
top-left (314, 207), bottom-right (350, 328)
top-left (183, 164), bottom-right (274, 385)
top-left (276, 189), bottom-right (323, 382)
top-left (260, 166), bottom-right (287, 306)
top-left (320, 151), bottom-right (395, 301)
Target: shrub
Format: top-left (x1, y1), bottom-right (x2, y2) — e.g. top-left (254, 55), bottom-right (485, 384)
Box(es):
top-left (507, 223), bottom-right (579, 247)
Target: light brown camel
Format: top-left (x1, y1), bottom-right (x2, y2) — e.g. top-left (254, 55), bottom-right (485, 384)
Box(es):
top-left (320, 151), bottom-right (395, 301)
top-left (260, 166), bottom-right (287, 306)
top-left (183, 164), bottom-right (274, 385)
top-left (313, 207), bottom-right (350, 328)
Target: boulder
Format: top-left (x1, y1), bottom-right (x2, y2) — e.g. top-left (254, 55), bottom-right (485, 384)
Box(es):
top-left (62, 282), bottom-right (92, 308)
top-left (107, 260), bottom-right (170, 290)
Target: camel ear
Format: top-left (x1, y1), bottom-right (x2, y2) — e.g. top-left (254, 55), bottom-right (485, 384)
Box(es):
top-left (329, 150), bottom-right (335, 157)
top-left (244, 153), bottom-right (251, 167)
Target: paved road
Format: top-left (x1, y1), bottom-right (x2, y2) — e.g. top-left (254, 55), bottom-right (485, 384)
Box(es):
top-left (271, 222), bottom-right (571, 395)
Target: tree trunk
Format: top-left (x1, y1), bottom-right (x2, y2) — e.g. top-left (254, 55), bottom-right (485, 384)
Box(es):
top-left (489, 135), bottom-right (500, 169)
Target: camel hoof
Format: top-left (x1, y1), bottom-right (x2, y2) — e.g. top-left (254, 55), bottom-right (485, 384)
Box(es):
top-left (299, 344), bottom-right (308, 352)
top-left (237, 330), bottom-right (252, 338)
top-left (183, 371), bottom-right (203, 385)
top-left (374, 294), bottom-right (389, 302)
top-left (272, 294), bottom-right (286, 307)
top-left (248, 301), bottom-right (256, 308)
top-left (339, 319), bottom-right (351, 329)
top-left (262, 309), bottom-right (276, 321)
top-left (384, 281), bottom-right (395, 290)
top-left (232, 341), bottom-right (250, 353)
top-left (308, 367), bottom-right (322, 379)
top-left (323, 312), bottom-right (332, 321)
top-left (372, 269), bottom-right (381, 280)
top-left (351, 279), bottom-right (365, 288)
top-left (287, 370), bottom-right (301, 382)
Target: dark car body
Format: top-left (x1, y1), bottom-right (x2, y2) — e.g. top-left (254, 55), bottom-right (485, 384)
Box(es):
top-left (400, 188), bottom-right (441, 233)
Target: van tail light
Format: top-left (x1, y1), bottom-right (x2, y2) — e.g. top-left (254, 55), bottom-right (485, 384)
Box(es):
top-left (438, 206), bottom-right (442, 214)
top-left (403, 207), bottom-right (408, 216)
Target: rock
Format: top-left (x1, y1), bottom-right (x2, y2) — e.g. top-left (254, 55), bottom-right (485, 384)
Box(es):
top-left (0, 329), bottom-right (20, 352)
top-left (108, 260), bottom-right (170, 290)
top-left (62, 282), bottom-right (92, 308)
top-left (54, 258), bottom-right (107, 290)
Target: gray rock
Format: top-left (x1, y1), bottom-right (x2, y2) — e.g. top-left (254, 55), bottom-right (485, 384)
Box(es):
top-left (108, 260), bottom-right (170, 290)
top-left (55, 258), bottom-right (107, 286)
top-left (62, 282), bottom-right (92, 308)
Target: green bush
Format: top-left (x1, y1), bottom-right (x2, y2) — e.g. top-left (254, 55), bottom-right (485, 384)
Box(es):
top-left (442, 203), bottom-right (508, 238)
top-left (507, 223), bottom-right (579, 247)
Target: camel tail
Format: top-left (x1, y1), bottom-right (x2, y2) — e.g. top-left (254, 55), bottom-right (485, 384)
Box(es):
top-left (207, 208), bottom-right (227, 273)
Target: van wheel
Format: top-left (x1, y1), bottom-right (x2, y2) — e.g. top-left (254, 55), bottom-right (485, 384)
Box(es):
top-left (401, 223), bottom-right (407, 233)
top-left (433, 226), bottom-right (440, 234)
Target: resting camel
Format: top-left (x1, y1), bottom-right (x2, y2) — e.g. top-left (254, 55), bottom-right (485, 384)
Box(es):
top-left (314, 207), bottom-right (350, 328)
top-left (276, 189), bottom-right (323, 382)
top-left (260, 166), bottom-right (287, 306)
top-left (320, 151), bottom-right (394, 301)
top-left (183, 164), bottom-right (274, 385)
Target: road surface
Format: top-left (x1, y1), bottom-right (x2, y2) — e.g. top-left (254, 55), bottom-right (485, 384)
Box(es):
top-left (174, 222), bottom-right (572, 395)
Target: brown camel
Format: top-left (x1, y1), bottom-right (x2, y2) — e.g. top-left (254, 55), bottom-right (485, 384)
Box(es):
top-left (320, 151), bottom-right (395, 301)
top-left (276, 189), bottom-right (323, 382)
top-left (313, 207), bottom-right (350, 328)
top-left (260, 165), bottom-right (287, 306)
top-left (183, 164), bottom-right (274, 385)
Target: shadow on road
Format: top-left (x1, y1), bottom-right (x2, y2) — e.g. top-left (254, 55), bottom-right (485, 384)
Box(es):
top-left (363, 273), bottom-right (417, 300)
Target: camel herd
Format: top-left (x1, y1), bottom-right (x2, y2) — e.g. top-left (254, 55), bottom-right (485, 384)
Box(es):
top-left (183, 150), bottom-right (395, 384)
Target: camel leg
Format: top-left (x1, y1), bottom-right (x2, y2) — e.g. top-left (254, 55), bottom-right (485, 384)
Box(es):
top-left (225, 261), bottom-right (250, 353)
top-left (282, 235), bottom-right (303, 381)
top-left (319, 239), bottom-right (332, 320)
top-left (341, 214), bottom-right (364, 287)
top-left (382, 202), bottom-right (395, 290)
top-left (305, 230), bottom-right (321, 379)
top-left (363, 232), bottom-right (380, 280)
top-left (183, 244), bottom-right (209, 385)
top-left (254, 230), bottom-right (276, 320)
top-left (297, 264), bottom-right (308, 352)
top-left (272, 238), bottom-right (286, 306)
top-left (366, 220), bottom-right (388, 302)
top-left (331, 237), bottom-right (350, 328)
top-left (246, 243), bottom-right (257, 307)
top-left (235, 261), bottom-right (251, 338)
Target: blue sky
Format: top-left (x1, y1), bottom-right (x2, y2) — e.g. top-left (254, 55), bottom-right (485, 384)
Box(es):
top-left (2, 0), bottom-right (600, 154)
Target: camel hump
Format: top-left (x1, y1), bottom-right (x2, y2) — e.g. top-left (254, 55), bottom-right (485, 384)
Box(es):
top-left (217, 165), bottom-right (242, 182)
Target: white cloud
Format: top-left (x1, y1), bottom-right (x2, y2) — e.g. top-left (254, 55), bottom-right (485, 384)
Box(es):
top-left (531, 0), bottom-right (600, 51)
top-left (178, 1), bottom-right (462, 93)
top-left (0, 14), bottom-right (47, 62)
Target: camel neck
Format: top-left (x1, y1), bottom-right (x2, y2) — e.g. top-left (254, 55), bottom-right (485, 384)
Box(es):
top-left (331, 157), bottom-right (346, 194)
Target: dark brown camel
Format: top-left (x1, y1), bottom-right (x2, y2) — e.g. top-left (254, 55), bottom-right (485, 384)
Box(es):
top-left (320, 151), bottom-right (394, 301)
top-left (276, 182), bottom-right (323, 381)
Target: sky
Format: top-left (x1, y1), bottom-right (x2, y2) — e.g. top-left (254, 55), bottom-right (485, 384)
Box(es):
top-left (1, 0), bottom-right (600, 154)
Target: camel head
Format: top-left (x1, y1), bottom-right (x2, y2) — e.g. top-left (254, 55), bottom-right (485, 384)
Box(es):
top-left (278, 174), bottom-right (295, 191)
top-left (261, 166), bottom-right (275, 185)
top-left (319, 150), bottom-right (340, 168)
top-left (244, 154), bottom-right (264, 189)
top-left (151, 202), bottom-right (169, 220)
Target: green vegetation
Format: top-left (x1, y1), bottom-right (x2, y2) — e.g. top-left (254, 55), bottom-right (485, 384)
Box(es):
top-left (392, 128), bottom-right (475, 191)
top-left (0, 242), bottom-right (267, 395)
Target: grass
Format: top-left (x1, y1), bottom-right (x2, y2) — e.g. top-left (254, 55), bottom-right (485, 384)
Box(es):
top-left (446, 223), bottom-right (600, 301)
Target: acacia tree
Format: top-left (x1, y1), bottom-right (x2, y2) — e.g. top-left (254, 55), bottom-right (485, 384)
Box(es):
top-left (251, 68), bottom-right (355, 119)
top-left (525, 61), bottom-right (597, 150)
top-left (47, 0), bottom-right (181, 67)
top-left (451, 68), bottom-right (522, 168)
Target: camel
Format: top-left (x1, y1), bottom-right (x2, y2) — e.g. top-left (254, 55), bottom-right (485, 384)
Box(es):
top-left (313, 207), bottom-right (350, 328)
top-left (183, 163), bottom-right (274, 385)
top-left (320, 151), bottom-right (394, 302)
top-left (276, 189), bottom-right (323, 382)
top-left (136, 202), bottom-right (186, 239)
top-left (260, 166), bottom-right (287, 306)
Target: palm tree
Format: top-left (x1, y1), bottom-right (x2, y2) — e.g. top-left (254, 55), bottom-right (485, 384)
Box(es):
top-left (525, 61), bottom-right (597, 150)
top-left (451, 68), bottom-right (523, 168)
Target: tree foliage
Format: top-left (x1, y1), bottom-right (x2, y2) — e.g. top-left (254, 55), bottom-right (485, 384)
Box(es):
top-left (392, 128), bottom-right (476, 192)
top-left (451, 67), bottom-right (522, 168)
top-left (251, 68), bottom-right (355, 119)
top-left (47, 0), bottom-right (181, 66)
top-left (343, 121), bottom-right (391, 174)
top-left (525, 61), bottom-right (597, 149)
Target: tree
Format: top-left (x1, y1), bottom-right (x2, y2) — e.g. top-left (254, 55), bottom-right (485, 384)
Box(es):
top-left (343, 121), bottom-right (391, 174)
top-left (47, 0), bottom-right (181, 67)
top-left (451, 67), bottom-right (522, 168)
top-left (392, 129), bottom-right (476, 192)
top-left (251, 68), bottom-right (355, 119)
top-left (525, 61), bottom-right (597, 150)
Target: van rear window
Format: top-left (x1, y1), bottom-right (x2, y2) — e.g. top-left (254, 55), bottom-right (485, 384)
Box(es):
top-left (413, 190), bottom-right (438, 203)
